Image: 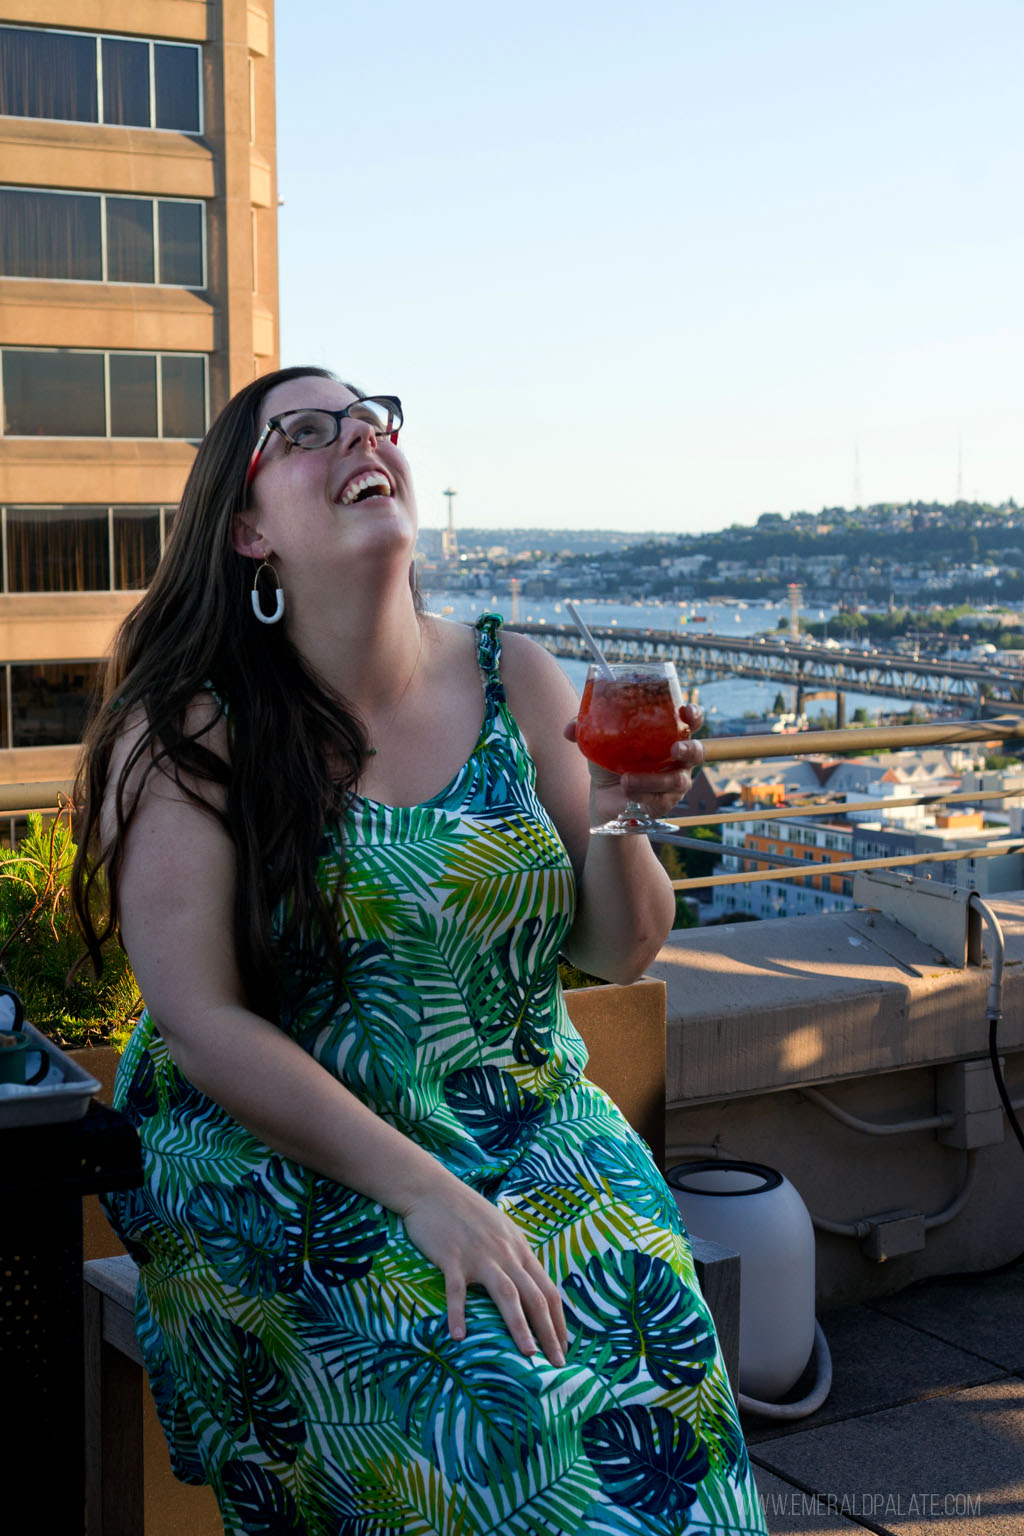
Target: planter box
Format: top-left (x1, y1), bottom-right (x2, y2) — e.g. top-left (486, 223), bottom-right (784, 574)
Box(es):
top-left (565, 977), bottom-right (667, 1168)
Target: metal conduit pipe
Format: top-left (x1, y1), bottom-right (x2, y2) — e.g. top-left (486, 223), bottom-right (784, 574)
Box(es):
top-left (799, 1085), bottom-right (956, 1137)
top-left (923, 1152), bottom-right (981, 1230)
top-left (967, 892), bottom-right (1024, 1162)
top-left (809, 1152), bottom-right (979, 1239)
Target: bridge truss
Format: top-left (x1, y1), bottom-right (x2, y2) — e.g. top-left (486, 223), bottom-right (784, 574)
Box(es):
top-left (507, 624), bottom-right (1024, 715)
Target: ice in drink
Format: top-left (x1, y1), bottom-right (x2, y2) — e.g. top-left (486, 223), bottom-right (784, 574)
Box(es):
top-left (577, 667), bottom-right (688, 776)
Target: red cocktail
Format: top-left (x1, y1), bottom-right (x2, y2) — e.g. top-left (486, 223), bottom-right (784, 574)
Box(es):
top-left (576, 661), bottom-right (690, 835)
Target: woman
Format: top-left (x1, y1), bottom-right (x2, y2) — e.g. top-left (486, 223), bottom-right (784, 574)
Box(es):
top-left (74, 367), bottom-right (766, 1535)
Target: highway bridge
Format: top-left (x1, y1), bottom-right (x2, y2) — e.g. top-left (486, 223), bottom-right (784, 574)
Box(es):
top-left (505, 623), bottom-right (1024, 722)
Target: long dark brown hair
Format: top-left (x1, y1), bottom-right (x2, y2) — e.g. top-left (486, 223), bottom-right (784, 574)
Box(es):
top-left (71, 365), bottom-right (374, 1020)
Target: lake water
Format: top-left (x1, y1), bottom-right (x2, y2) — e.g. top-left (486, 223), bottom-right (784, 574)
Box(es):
top-left (420, 588), bottom-right (899, 724)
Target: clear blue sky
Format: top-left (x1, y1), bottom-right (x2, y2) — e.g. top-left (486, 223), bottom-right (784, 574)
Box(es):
top-left (275, 1), bottom-right (1023, 534)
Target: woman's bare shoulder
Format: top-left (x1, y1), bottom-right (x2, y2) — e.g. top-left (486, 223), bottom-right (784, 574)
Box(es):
top-left (105, 691), bottom-right (230, 815)
top-left (497, 626), bottom-right (579, 710)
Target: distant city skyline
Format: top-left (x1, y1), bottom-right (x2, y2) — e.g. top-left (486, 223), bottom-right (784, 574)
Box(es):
top-left (276, 2), bottom-right (1023, 534)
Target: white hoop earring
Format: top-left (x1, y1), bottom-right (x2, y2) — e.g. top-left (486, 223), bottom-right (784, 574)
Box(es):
top-left (251, 559), bottom-right (285, 625)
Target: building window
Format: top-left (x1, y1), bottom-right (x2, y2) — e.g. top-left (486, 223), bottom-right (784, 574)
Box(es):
top-left (0, 26), bottom-right (201, 133)
top-left (9, 662), bottom-right (103, 748)
top-left (156, 200), bottom-right (204, 286)
top-left (6, 506), bottom-right (109, 592)
top-left (159, 355), bottom-right (206, 438)
top-left (1, 350), bottom-right (207, 438)
top-left (3, 505), bottom-right (169, 592)
top-left (0, 188), bottom-right (205, 288)
top-left (113, 506), bottom-right (162, 588)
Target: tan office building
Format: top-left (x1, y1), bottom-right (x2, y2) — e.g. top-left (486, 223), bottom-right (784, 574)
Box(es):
top-left (0, 0), bottom-right (278, 801)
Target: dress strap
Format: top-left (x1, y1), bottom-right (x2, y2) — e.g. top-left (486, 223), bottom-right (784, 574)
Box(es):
top-left (203, 678), bottom-right (231, 718)
top-left (474, 612), bottom-right (506, 703)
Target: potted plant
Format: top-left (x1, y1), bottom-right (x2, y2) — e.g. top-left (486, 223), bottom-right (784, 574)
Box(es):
top-left (0, 808), bottom-right (141, 1069)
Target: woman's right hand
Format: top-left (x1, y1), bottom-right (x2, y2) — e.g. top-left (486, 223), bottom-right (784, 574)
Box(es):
top-left (401, 1183), bottom-right (567, 1367)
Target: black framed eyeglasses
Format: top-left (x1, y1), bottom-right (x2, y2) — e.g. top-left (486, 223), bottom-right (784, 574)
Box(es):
top-left (246, 395), bottom-right (403, 487)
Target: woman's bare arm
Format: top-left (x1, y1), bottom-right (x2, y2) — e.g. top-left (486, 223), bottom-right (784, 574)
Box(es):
top-left (499, 631), bottom-right (703, 983)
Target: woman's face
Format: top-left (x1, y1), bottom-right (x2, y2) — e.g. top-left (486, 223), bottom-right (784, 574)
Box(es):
top-left (235, 374), bottom-right (417, 583)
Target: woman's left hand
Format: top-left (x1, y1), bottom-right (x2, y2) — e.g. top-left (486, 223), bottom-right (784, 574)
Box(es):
top-left (563, 702), bottom-right (705, 826)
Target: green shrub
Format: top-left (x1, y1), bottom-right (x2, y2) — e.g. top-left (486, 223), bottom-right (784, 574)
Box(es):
top-left (0, 811), bottom-right (141, 1050)
top-left (557, 959), bottom-right (605, 990)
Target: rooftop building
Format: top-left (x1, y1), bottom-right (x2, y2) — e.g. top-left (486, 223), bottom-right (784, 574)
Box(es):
top-left (0, 1), bottom-right (279, 798)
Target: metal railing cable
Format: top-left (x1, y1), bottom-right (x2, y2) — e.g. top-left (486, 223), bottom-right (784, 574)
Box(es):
top-left (661, 713), bottom-right (1024, 891)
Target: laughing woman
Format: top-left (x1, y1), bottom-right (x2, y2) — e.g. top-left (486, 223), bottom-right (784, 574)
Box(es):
top-left (73, 366), bottom-right (766, 1535)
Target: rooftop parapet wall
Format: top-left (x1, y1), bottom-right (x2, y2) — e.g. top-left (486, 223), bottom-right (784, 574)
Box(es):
top-left (650, 897), bottom-right (1024, 1303)
top-left (649, 894), bottom-right (1024, 1106)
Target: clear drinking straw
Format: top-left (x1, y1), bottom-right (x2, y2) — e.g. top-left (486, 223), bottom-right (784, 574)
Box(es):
top-left (564, 600), bottom-right (614, 678)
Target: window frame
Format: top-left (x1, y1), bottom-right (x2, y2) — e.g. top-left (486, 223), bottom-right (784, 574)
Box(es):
top-left (7, 658), bottom-right (105, 749)
top-left (0, 503), bottom-right (173, 594)
top-left (0, 23), bottom-right (202, 134)
top-left (0, 347), bottom-right (209, 441)
top-left (0, 185), bottom-right (206, 289)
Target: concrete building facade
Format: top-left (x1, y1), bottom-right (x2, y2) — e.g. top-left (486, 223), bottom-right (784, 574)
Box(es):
top-left (0, 0), bottom-right (278, 796)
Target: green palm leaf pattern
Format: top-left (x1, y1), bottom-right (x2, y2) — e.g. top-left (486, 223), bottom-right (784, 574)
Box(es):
top-left (662, 1365), bottom-right (751, 1483)
top-left (309, 939), bottom-right (423, 1099)
top-left (348, 1448), bottom-right (483, 1535)
top-left (563, 1250), bottom-right (716, 1391)
top-left (390, 907), bottom-right (503, 1063)
top-left (687, 1466), bottom-right (768, 1535)
top-left (376, 1316), bottom-right (544, 1485)
top-left (187, 1311), bottom-right (306, 1465)
top-left (105, 614), bottom-right (764, 1534)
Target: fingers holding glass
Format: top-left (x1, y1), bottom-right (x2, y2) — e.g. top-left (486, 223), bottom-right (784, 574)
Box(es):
top-left (576, 661), bottom-right (693, 835)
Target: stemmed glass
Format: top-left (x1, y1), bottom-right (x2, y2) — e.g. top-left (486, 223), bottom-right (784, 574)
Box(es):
top-left (576, 661), bottom-right (691, 836)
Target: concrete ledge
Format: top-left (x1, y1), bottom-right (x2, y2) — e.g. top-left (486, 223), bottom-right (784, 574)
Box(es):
top-left (649, 895), bottom-right (1024, 1105)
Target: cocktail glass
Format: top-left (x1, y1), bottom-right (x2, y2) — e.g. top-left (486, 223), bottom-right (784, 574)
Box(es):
top-left (576, 660), bottom-right (690, 836)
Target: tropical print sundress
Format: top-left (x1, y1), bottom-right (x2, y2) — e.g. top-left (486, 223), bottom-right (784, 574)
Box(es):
top-left (103, 614), bottom-right (765, 1536)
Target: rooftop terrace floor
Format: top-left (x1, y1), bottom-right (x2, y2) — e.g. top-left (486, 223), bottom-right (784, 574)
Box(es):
top-left (748, 1264), bottom-right (1024, 1535)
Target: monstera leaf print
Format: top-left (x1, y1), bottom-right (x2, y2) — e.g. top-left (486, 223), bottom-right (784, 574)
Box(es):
top-left (311, 940), bottom-right (423, 1098)
top-left (121, 1047), bottom-right (159, 1124)
top-left (492, 914), bottom-right (562, 1066)
top-left (564, 1250), bottom-right (715, 1391)
top-left (583, 1133), bottom-right (681, 1230)
top-left (102, 1182), bottom-right (155, 1266)
top-left (376, 1315), bottom-right (544, 1486)
top-left (582, 1404), bottom-right (710, 1517)
top-left (188, 1312), bottom-right (306, 1465)
top-left (255, 1156), bottom-right (387, 1288)
top-left (186, 1180), bottom-right (294, 1297)
top-left (220, 1460), bottom-right (307, 1536)
top-left (448, 737), bottom-right (521, 814)
top-left (443, 1066), bottom-right (545, 1155)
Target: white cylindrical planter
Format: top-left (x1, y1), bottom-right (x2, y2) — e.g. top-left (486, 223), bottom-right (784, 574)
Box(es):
top-left (667, 1159), bottom-right (816, 1403)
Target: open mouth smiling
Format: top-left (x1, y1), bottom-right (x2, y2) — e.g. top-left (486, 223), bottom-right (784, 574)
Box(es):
top-left (340, 472), bottom-right (392, 506)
